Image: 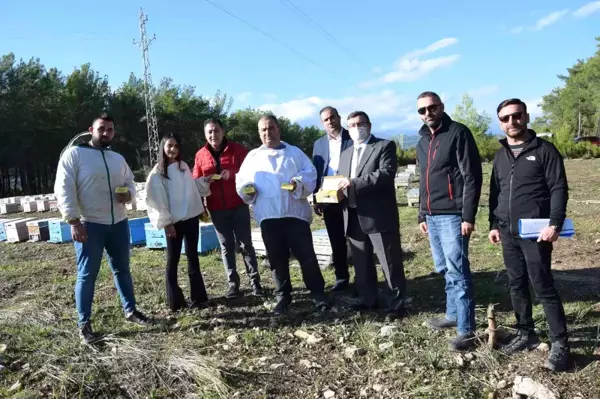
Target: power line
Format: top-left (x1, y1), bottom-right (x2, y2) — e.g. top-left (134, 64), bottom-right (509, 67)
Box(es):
top-left (278, 0), bottom-right (371, 72)
top-left (202, 0), bottom-right (342, 80)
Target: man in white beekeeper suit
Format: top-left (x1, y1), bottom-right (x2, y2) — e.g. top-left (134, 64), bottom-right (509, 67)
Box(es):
top-left (236, 114), bottom-right (331, 315)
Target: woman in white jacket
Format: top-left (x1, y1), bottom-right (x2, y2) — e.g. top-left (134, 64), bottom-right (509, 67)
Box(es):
top-left (145, 133), bottom-right (211, 312)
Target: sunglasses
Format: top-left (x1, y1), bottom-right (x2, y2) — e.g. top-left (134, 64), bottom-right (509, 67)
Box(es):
top-left (499, 111), bottom-right (524, 123)
top-left (417, 104), bottom-right (441, 115)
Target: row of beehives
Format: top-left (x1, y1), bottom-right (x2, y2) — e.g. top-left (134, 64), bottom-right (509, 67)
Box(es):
top-left (0, 195), bottom-right (58, 215)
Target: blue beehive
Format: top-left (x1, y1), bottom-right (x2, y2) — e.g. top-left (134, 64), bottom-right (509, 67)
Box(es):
top-left (144, 222), bottom-right (219, 254)
top-left (129, 216), bottom-right (150, 245)
top-left (48, 220), bottom-right (72, 243)
top-left (0, 218), bottom-right (11, 241)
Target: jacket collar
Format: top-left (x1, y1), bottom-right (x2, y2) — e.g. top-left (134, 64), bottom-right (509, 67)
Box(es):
top-left (499, 129), bottom-right (540, 153)
top-left (418, 113), bottom-right (453, 137)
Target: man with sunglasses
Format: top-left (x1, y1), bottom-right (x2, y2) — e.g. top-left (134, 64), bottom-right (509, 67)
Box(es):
top-left (415, 91), bottom-right (482, 351)
top-left (489, 98), bottom-right (569, 372)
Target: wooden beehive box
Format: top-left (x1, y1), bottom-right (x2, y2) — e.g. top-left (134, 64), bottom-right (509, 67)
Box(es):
top-left (6, 218), bottom-right (37, 242)
top-left (36, 200), bottom-right (50, 212)
top-left (0, 203), bottom-right (20, 214)
top-left (22, 201), bottom-right (38, 213)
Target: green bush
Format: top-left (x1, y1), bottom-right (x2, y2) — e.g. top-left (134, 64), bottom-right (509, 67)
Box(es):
top-left (396, 147), bottom-right (417, 166)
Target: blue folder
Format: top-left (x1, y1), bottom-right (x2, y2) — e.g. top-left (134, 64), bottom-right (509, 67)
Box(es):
top-left (518, 218), bottom-right (575, 240)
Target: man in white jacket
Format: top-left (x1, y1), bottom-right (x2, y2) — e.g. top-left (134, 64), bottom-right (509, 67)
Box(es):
top-left (236, 114), bottom-right (330, 315)
top-left (54, 113), bottom-right (150, 344)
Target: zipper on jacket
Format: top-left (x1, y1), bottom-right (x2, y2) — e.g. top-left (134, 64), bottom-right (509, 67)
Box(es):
top-left (432, 141), bottom-right (440, 159)
top-left (508, 163), bottom-right (514, 235)
top-left (100, 150), bottom-right (115, 225)
top-left (425, 136), bottom-right (435, 215)
top-left (447, 174), bottom-right (453, 200)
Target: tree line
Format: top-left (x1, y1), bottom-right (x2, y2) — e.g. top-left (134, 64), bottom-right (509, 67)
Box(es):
top-left (1, 37), bottom-right (599, 196)
top-left (0, 54), bottom-right (322, 196)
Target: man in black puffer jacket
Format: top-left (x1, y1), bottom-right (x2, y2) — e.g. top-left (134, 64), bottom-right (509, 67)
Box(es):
top-left (489, 98), bottom-right (569, 372)
top-left (415, 91), bottom-right (483, 352)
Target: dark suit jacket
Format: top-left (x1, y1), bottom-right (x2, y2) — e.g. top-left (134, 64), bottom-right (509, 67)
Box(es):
top-left (312, 128), bottom-right (352, 193)
top-left (339, 135), bottom-right (399, 234)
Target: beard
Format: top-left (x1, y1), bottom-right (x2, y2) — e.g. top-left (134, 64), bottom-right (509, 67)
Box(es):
top-left (425, 117), bottom-right (442, 130)
top-left (91, 136), bottom-right (112, 148)
top-left (506, 126), bottom-right (529, 140)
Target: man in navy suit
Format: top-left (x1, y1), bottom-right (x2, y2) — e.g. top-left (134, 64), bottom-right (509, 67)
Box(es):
top-left (312, 106), bottom-right (353, 291)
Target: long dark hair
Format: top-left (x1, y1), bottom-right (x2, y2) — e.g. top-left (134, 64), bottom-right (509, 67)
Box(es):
top-left (157, 133), bottom-right (183, 179)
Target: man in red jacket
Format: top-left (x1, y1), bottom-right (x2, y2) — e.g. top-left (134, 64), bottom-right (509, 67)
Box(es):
top-left (193, 118), bottom-right (263, 298)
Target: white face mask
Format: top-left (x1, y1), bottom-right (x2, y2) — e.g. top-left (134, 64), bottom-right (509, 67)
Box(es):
top-left (349, 126), bottom-right (370, 143)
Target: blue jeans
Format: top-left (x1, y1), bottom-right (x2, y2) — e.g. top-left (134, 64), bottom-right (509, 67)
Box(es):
top-left (426, 215), bottom-right (475, 335)
top-left (74, 219), bottom-right (136, 327)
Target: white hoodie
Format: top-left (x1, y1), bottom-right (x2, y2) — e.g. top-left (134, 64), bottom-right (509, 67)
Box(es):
top-left (54, 145), bottom-right (136, 225)
top-left (145, 161), bottom-right (211, 229)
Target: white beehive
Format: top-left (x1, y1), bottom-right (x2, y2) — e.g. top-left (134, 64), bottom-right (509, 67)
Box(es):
top-left (5, 217), bottom-right (37, 242)
top-left (22, 201), bottom-right (38, 213)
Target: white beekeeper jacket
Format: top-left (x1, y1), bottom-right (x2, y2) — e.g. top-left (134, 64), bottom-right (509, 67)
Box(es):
top-left (145, 161), bottom-right (211, 230)
top-left (54, 145), bottom-right (137, 225)
top-left (236, 141), bottom-right (317, 225)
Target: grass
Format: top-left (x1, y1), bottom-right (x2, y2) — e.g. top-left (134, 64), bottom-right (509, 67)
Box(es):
top-left (1, 159), bottom-right (600, 398)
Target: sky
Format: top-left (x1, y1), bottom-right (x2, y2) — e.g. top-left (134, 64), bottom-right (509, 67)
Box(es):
top-left (1, 0), bottom-right (599, 137)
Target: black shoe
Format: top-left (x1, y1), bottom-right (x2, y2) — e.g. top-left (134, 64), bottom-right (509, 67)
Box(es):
top-left (331, 280), bottom-right (349, 292)
top-left (544, 341), bottom-right (569, 372)
top-left (352, 303), bottom-right (378, 312)
top-left (385, 308), bottom-right (408, 323)
top-left (273, 298), bottom-right (291, 315)
top-left (125, 310), bottom-right (152, 326)
top-left (449, 332), bottom-right (476, 351)
top-left (501, 330), bottom-right (540, 355)
top-left (426, 317), bottom-right (458, 331)
top-left (226, 285), bottom-right (240, 299)
top-left (312, 293), bottom-right (331, 311)
top-left (252, 283), bottom-right (265, 297)
top-left (189, 300), bottom-right (209, 309)
top-left (79, 323), bottom-right (96, 344)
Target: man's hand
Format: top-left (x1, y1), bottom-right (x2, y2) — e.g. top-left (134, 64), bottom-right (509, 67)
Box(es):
top-left (538, 226), bottom-right (559, 242)
top-left (71, 223), bottom-right (87, 243)
top-left (115, 192), bottom-right (131, 204)
top-left (337, 178), bottom-right (352, 190)
top-left (165, 224), bottom-right (176, 239)
top-left (461, 222), bottom-right (475, 236)
top-left (289, 179), bottom-right (297, 191)
top-left (419, 222), bottom-right (428, 234)
top-left (221, 169), bottom-right (231, 181)
top-left (243, 184), bottom-right (257, 197)
top-left (488, 229), bottom-right (501, 244)
top-left (314, 203), bottom-right (324, 216)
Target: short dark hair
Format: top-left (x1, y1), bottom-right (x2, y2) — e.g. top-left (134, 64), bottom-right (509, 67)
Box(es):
top-left (259, 113), bottom-right (279, 127)
top-left (496, 98), bottom-right (528, 114)
top-left (417, 91), bottom-right (442, 102)
top-left (347, 111), bottom-right (371, 124)
top-left (319, 106), bottom-right (339, 117)
top-left (93, 112), bottom-right (114, 125)
top-left (204, 118), bottom-right (224, 130)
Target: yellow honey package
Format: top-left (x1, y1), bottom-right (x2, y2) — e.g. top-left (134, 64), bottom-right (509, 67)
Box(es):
top-left (115, 186), bottom-right (129, 194)
top-left (242, 185), bottom-right (256, 195)
top-left (281, 183), bottom-right (295, 191)
top-left (211, 174), bottom-right (222, 180)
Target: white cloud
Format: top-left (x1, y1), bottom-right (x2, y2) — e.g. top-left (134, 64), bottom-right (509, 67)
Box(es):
top-left (263, 93), bottom-right (278, 102)
top-left (235, 91), bottom-right (252, 103)
top-left (509, 9), bottom-right (570, 34)
top-left (532, 9), bottom-right (570, 30)
top-left (467, 84), bottom-right (500, 99)
top-left (360, 38), bottom-right (460, 88)
top-left (573, 1), bottom-right (600, 17)
top-left (525, 97), bottom-right (543, 118)
top-left (258, 90), bottom-right (417, 131)
top-left (509, 26), bottom-right (525, 34)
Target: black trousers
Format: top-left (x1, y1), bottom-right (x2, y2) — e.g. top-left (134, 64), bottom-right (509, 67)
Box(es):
top-left (347, 208), bottom-right (406, 311)
top-left (165, 216), bottom-right (208, 311)
top-left (500, 229), bottom-right (568, 342)
top-left (322, 203), bottom-right (349, 284)
top-left (260, 218), bottom-right (325, 301)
